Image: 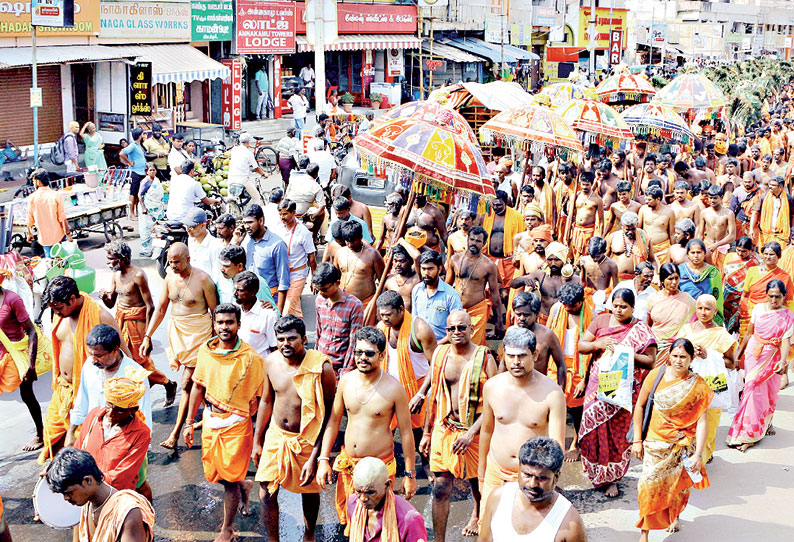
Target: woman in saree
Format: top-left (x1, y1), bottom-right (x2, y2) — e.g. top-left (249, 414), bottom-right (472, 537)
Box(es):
top-left (648, 263), bottom-right (696, 367)
top-left (138, 163), bottom-right (166, 258)
top-left (578, 288), bottom-right (658, 498)
top-left (678, 239), bottom-right (724, 325)
top-left (728, 279), bottom-right (794, 452)
top-left (739, 241), bottom-right (794, 342)
top-left (633, 338), bottom-right (713, 541)
top-left (723, 236), bottom-right (759, 334)
top-left (79, 121), bottom-right (107, 172)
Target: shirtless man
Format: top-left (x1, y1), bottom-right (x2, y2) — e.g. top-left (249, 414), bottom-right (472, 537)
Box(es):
top-left (332, 184), bottom-right (373, 235)
top-left (674, 161), bottom-right (707, 188)
top-left (512, 242), bottom-right (581, 325)
top-left (484, 191), bottom-right (525, 304)
top-left (515, 225), bottom-right (551, 280)
top-left (478, 326), bottom-right (566, 513)
top-left (140, 243), bottom-right (217, 450)
top-left (604, 181), bottom-right (641, 235)
top-left (447, 210), bottom-right (475, 257)
top-left (578, 237), bottom-right (618, 314)
top-left (595, 159), bottom-right (621, 210)
top-left (39, 276), bottom-right (123, 463)
top-left (611, 150), bottom-right (630, 181)
top-left (670, 180), bottom-right (701, 225)
top-left (694, 155), bottom-right (717, 184)
top-left (334, 221), bottom-right (385, 309)
top-left (771, 147), bottom-right (787, 177)
top-left (374, 193), bottom-right (404, 252)
top-left (99, 241), bottom-right (176, 403)
top-left (628, 141), bottom-right (648, 180)
top-left (717, 158), bottom-right (740, 205)
top-left (669, 218), bottom-right (696, 265)
top-left (252, 315), bottom-right (336, 542)
top-left (698, 184), bottom-right (737, 272)
top-left (383, 245), bottom-right (421, 312)
top-left (322, 221), bottom-right (345, 264)
top-left (568, 172), bottom-right (603, 263)
top-left (752, 154), bottom-right (775, 189)
top-left (639, 154), bottom-right (667, 197)
top-left (512, 292), bottom-right (565, 388)
top-left (417, 310), bottom-right (499, 541)
top-left (405, 195), bottom-right (448, 252)
top-left (447, 227), bottom-right (504, 344)
top-left (553, 163), bottom-right (576, 239)
top-left (607, 212), bottom-right (657, 280)
top-left (512, 212), bottom-right (538, 262)
top-left (316, 327), bottom-right (418, 533)
top-left (638, 186), bottom-right (676, 265)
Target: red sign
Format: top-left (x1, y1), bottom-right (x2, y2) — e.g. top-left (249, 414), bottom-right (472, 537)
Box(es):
top-left (221, 59), bottom-right (242, 130)
top-left (425, 59), bottom-right (443, 72)
top-left (295, 2), bottom-right (416, 34)
top-left (609, 30), bottom-right (623, 66)
top-left (236, 0), bottom-right (296, 54)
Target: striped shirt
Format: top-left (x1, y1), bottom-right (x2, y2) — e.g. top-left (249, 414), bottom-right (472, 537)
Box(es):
top-left (315, 292), bottom-right (363, 371)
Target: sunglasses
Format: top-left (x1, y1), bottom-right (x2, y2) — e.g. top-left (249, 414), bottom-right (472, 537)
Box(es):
top-left (446, 325), bottom-right (469, 332)
top-left (354, 349), bottom-right (378, 359)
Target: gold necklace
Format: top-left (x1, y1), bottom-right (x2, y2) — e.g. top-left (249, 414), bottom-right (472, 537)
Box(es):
top-left (177, 267), bottom-right (194, 302)
top-left (356, 369), bottom-right (384, 405)
top-left (91, 486), bottom-right (115, 522)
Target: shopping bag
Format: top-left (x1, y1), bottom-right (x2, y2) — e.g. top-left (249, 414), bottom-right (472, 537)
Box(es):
top-left (691, 349), bottom-right (730, 410)
top-left (597, 345), bottom-right (634, 411)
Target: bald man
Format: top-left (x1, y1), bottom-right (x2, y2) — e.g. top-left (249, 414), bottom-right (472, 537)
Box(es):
top-left (141, 242), bottom-right (217, 450)
top-left (347, 457), bottom-right (428, 542)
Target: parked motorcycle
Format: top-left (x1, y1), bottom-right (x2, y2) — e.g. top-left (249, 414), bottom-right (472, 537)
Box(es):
top-left (150, 221), bottom-right (188, 278)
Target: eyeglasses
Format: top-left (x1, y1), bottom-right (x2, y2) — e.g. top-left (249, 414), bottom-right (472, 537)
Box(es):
top-left (446, 325), bottom-right (469, 332)
top-left (354, 349), bottom-right (378, 359)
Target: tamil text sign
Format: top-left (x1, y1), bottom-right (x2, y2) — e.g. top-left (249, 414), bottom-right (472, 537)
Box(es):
top-left (578, 7), bottom-right (627, 50)
top-left (0, 0), bottom-right (97, 36)
top-left (191, 0), bottom-right (232, 41)
top-left (32, 0), bottom-right (73, 27)
top-left (294, 2), bottom-right (416, 34)
top-left (221, 59), bottom-right (242, 130)
top-left (236, 0), bottom-right (296, 54)
top-left (100, 1), bottom-right (190, 40)
top-left (130, 62), bottom-right (153, 115)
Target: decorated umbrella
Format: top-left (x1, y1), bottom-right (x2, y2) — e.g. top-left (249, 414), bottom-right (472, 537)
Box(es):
top-left (655, 72), bottom-right (726, 119)
top-left (371, 100), bottom-right (478, 144)
top-left (540, 83), bottom-right (598, 109)
top-left (622, 103), bottom-right (695, 144)
top-left (596, 72), bottom-right (657, 105)
top-left (556, 99), bottom-right (634, 149)
top-left (480, 103), bottom-right (585, 162)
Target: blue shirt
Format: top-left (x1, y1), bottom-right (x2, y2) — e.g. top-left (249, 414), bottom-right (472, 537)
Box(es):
top-left (215, 273), bottom-right (280, 315)
top-left (123, 142), bottom-right (146, 175)
top-left (243, 229), bottom-right (291, 292)
top-left (411, 280), bottom-right (463, 340)
top-left (326, 214), bottom-right (374, 244)
top-left (255, 69), bottom-right (269, 94)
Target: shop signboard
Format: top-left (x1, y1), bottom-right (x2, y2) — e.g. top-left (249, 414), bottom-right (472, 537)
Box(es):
top-left (608, 29), bottom-right (622, 66)
top-left (533, 7), bottom-right (556, 27)
top-left (0, 0), bottom-right (97, 36)
top-left (130, 62), bottom-right (153, 116)
top-left (99, 1), bottom-right (191, 40)
top-left (236, 0), bottom-right (296, 54)
top-left (191, 0), bottom-right (232, 42)
top-left (221, 59), bottom-right (242, 130)
top-left (726, 32), bottom-right (743, 44)
top-left (387, 48), bottom-right (403, 77)
top-left (484, 15), bottom-right (505, 44)
top-left (578, 7), bottom-right (627, 50)
top-left (295, 2), bottom-right (416, 34)
top-left (31, 0), bottom-right (73, 27)
top-left (651, 23), bottom-right (666, 43)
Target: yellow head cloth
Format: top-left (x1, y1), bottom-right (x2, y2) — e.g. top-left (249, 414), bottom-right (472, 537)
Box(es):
top-left (526, 201), bottom-right (544, 221)
top-left (405, 227), bottom-right (428, 249)
top-left (104, 366), bottom-right (150, 409)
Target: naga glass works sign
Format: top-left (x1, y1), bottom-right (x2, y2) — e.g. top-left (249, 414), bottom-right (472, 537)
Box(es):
top-left (191, 0), bottom-right (232, 42)
top-left (236, 0), bottom-right (296, 54)
top-left (0, 0), bottom-right (97, 36)
top-left (100, 1), bottom-right (191, 40)
top-left (130, 62), bottom-right (153, 116)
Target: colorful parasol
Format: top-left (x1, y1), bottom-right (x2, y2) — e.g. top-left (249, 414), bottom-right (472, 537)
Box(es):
top-left (354, 116), bottom-right (494, 199)
top-left (556, 99), bottom-right (634, 148)
top-left (371, 100), bottom-right (478, 144)
top-left (622, 103), bottom-right (695, 142)
top-left (654, 73), bottom-right (726, 114)
top-left (480, 104), bottom-right (585, 162)
top-left (596, 72), bottom-right (656, 104)
top-left (540, 83), bottom-right (598, 109)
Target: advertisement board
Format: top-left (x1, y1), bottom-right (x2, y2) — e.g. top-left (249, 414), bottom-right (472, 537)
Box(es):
top-left (100, 1), bottom-right (191, 40)
top-left (236, 0), bottom-right (296, 54)
top-left (578, 7), bottom-right (627, 50)
top-left (130, 62), bottom-right (153, 116)
top-left (221, 59), bottom-right (242, 130)
top-left (191, 0), bottom-right (232, 41)
top-left (0, 0), bottom-right (97, 36)
top-left (31, 0), bottom-right (74, 27)
top-left (609, 29), bottom-right (622, 66)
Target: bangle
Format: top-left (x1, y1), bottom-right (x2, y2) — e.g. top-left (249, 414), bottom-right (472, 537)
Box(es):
top-left (693, 452), bottom-right (702, 457)
top-left (633, 440), bottom-right (642, 444)
top-left (318, 456), bottom-right (330, 462)
top-left (478, 477), bottom-right (485, 483)
top-left (422, 432), bottom-right (432, 437)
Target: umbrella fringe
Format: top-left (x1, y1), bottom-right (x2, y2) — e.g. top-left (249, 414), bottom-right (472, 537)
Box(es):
top-left (479, 128), bottom-right (583, 164)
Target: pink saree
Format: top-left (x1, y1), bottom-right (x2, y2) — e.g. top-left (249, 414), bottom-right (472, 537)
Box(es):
top-left (727, 306), bottom-right (794, 446)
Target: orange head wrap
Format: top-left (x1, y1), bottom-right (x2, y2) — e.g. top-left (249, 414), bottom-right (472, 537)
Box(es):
top-left (531, 224), bottom-right (553, 242)
top-left (104, 366), bottom-right (150, 409)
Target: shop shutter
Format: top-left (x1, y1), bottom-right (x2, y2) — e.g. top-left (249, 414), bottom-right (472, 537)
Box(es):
top-left (0, 66), bottom-right (63, 146)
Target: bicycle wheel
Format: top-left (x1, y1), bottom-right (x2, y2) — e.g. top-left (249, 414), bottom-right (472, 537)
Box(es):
top-left (225, 201), bottom-right (243, 221)
top-left (255, 145), bottom-right (278, 177)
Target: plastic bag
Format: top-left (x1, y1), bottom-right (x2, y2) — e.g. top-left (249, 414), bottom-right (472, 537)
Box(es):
top-left (691, 349), bottom-right (730, 411)
top-left (597, 345), bottom-right (635, 411)
top-left (726, 368), bottom-right (744, 417)
top-left (2, 275), bottom-right (34, 319)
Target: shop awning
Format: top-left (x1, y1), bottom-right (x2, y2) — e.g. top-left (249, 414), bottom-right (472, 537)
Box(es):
top-left (112, 44), bottom-right (229, 84)
top-left (296, 34), bottom-right (422, 53)
top-left (421, 42), bottom-right (483, 64)
top-left (444, 38), bottom-right (539, 64)
top-left (0, 45), bottom-right (137, 69)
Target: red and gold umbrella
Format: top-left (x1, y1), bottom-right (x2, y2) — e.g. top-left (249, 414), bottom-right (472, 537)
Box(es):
top-left (372, 100), bottom-right (477, 144)
top-left (596, 72), bottom-right (656, 105)
top-left (557, 99), bottom-right (634, 148)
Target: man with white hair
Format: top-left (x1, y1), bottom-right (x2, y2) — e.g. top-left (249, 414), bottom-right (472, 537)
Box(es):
top-left (307, 137), bottom-right (337, 187)
top-left (606, 210), bottom-right (657, 281)
top-left (347, 457), bottom-right (428, 542)
top-left (669, 217), bottom-right (697, 265)
top-left (63, 121), bottom-right (80, 173)
top-left (229, 132), bottom-right (267, 208)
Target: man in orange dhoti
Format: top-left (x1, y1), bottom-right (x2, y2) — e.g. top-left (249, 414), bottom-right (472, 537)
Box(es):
top-left (39, 276), bottom-right (109, 464)
top-left (419, 311), bottom-right (498, 541)
top-left (184, 304), bottom-right (264, 542)
top-left (46, 448), bottom-right (155, 542)
top-left (483, 192), bottom-right (525, 295)
top-left (569, 172), bottom-right (604, 264)
top-left (756, 176), bottom-right (791, 249)
top-left (253, 315), bottom-right (336, 542)
top-left (547, 283), bottom-right (593, 462)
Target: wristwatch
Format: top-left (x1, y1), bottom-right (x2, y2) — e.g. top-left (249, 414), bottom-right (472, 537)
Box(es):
top-left (405, 469), bottom-right (417, 479)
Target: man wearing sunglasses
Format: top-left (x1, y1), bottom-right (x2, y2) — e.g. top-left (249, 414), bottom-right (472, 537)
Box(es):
top-left (316, 326), bottom-right (418, 536)
top-left (418, 310), bottom-right (499, 541)
top-left (478, 326), bottom-right (566, 519)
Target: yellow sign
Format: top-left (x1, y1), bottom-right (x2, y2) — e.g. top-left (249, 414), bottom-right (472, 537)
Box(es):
top-left (578, 7), bottom-right (627, 50)
top-left (0, 1), bottom-right (99, 37)
top-left (598, 371), bottom-right (622, 398)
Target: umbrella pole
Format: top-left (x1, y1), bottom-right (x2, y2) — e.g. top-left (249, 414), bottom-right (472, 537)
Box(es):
top-left (363, 188), bottom-right (418, 325)
top-left (521, 149), bottom-right (532, 192)
top-left (564, 171), bottom-right (581, 245)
